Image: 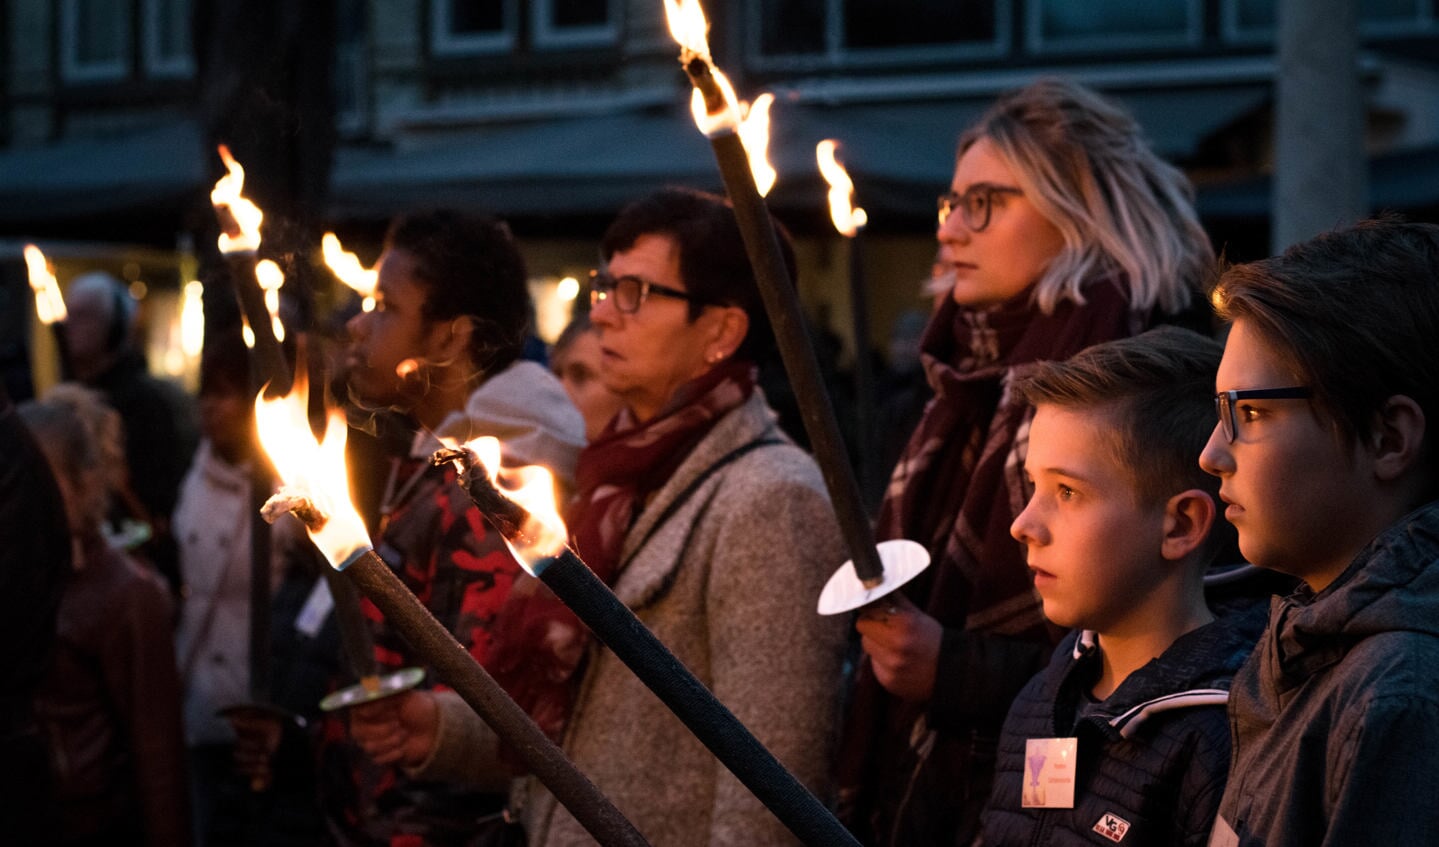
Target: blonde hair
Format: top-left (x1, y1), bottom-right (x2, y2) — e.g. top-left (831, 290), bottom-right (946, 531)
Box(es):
top-left (18, 383), bottom-right (124, 532)
top-left (959, 77), bottom-right (1213, 315)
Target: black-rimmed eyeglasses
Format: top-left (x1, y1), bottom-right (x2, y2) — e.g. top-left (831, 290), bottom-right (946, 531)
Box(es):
top-left (937, 184), bottom-right (1024, 232)
top-left (589, 270), bottom-right (704, 314)
top-left (1214, 387), bottom-right (1313, 444)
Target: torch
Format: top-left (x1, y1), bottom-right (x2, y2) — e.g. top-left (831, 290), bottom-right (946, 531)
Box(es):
top-left (816, 140), bottom-right (879, 506)
top-left (434, 440), bottom-right (862, 847)
top-left (23, 244), bottom-right (70, 387)
top-left (208, 148), bottom-right (414, 719)
top-left (663, 1), bottom-right (928, 613)
top-left (253, 373), bottom-right (649, 847)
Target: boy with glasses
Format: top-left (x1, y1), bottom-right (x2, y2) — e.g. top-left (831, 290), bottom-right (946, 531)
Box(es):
top-left (1200, 219), bottom-right (1439, 846)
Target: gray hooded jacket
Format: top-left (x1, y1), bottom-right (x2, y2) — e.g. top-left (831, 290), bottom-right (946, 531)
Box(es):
top-left (1210, 500), bottom-right (1439, 846)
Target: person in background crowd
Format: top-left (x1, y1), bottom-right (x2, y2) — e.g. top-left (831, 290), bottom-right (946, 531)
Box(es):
top-left (1201, 219), bottom-right (1439, 846)
top-left (0, 381), bottom-right (70, 847)
top-left (62, 271), bottom-right (197, 593)
top-left (20, 384), bottom-right (191, 847)
top-left (338, 209), bottom-right (585, 846)
top-left (550, 313), bottom-right (625, 443)
top-left (836, 76), bottom-right (1215, 846)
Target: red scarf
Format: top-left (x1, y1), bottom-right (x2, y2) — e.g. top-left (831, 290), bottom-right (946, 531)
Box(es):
top-left (486, 359), bottom-right (755, 742)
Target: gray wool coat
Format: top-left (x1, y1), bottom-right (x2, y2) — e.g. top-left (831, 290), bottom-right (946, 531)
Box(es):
top-left (525, 390), bottom-right (849, 847)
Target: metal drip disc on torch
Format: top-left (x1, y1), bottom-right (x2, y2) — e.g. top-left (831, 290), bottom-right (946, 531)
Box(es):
top-left (816, 539), bottom-right (931, 615)
top-left (318, 666), bottom-right (427, 712)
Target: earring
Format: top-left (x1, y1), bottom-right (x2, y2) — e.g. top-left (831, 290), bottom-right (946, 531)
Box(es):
top-left (708, 350), bottom-right (725, 364)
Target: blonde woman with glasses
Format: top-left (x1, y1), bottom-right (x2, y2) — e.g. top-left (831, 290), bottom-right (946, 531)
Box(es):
top-left (836, 76), bottom-right (1215, 847)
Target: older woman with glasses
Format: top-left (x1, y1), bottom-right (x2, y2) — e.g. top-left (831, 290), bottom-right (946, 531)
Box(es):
top-left (836, 77), bottom-right (1216, 846)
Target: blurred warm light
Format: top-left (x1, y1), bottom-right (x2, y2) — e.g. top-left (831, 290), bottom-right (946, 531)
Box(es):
top-left (23, 244), bottom-right (68, 325)
top-left (254, 370), bottom-right (372, 570)
top-left (322, 232), bottom-right (377, 312)
top-left (210, 144), bottom-right (264, 253)
top-left (462, 435), bottom-right (569, 570)
top-left (556, 276), bottom-right (580, 301)
top-left (817, 140), bottom-right (868, 237)
top-left (180, 280), bottom-right (205, 358)
top-left (129, 280), bottom-right (148, 300)
top-left (241, 315), bottom-right (256, 349)
top-left (254, 259), bottom-right (286, 343)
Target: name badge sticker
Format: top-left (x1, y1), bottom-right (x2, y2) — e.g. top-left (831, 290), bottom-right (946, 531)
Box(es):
top-left (1022, 737), bottom-right (1078, 809)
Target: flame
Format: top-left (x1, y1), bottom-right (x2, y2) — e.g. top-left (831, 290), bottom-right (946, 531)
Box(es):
top-left (254, 369), bottom-right (372, 569)
top-left (240, 315), bottom-right (255, 348)
top-left (816, 140), bottom-right (868, 237)
top-left (23, 244), bottom-right (68, 325)
top-left (322, 232), bottom-right (377, 312)
top-left (664, 0), bottom-right (712, 63)
top-left (396, 358), bottom-right (420, 379)
top-left (254, 259), bottom-right (286, 343)
top-left (180, 280), bottom-right (205, 357)
top-left (463, 435), bottom-right (569, 569)
top-left (210, 144), bottom-right (264, 253)
top-left (739, 93), bottom-right (776, 197)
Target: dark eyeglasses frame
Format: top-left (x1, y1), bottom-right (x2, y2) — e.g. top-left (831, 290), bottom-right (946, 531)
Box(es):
top-left (1214, 387), bottom-right (1313, 444)
top-left (588, 270), bottom-right (703, 314)
top-left (937, 184), bottom-right (1025, 232)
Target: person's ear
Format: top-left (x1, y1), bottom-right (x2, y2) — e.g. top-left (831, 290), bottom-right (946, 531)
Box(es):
top-left (704, 305), bottom-right (749, 363)
top-left (1370, 395), bottom-right (1426, 482)
top-left (428, 316), bottom-right (474, 367)
top-left (1160, 488), bottom-right (1215, 562)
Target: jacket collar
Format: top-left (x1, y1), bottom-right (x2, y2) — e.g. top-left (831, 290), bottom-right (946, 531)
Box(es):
top-left (613, 391), bottom-right (781, 608)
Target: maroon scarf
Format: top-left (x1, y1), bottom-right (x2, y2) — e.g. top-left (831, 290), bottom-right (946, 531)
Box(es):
top-left (486, 359), bottom-right (755, 742)
top-left (836, 279), bottom-right (1148, 842)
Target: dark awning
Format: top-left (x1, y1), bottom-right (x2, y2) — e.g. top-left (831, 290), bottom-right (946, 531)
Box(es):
top-left (0, 120), bottom-right (205, 224)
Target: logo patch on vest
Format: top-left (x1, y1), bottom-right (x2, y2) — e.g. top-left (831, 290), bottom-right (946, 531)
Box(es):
top-left (1093, 812), bottom-right (1131, 843)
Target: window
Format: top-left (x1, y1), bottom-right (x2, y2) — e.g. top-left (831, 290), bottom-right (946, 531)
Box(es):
top-left (1224, 0), bottom-right (1436, 41)
top-left (431, 0), bottom-right (517, 56)
top-left (143, 0), bottom-right (194, 77)
top-left (59, 0), bottom-right (132, 82)
top-left (752, 0), bottom-right (1007, 69)
top-left (1028, 0), bottom-right (1201, 53)
top-left (532, 0), bottom-right (619, 49)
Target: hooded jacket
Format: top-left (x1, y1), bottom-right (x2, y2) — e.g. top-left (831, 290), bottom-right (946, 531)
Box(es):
top-left (1210, 500), bottom-right (1439, 847)
top-left (981, 600), bottom-right (1264, 847)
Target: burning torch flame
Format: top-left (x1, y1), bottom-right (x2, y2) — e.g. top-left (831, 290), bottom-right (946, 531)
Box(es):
top-left (254, 259), bottom-right (287, 343)
top-left (664, 0), bottom-right (775, 193)
top-left (740, 93), bottom-right (776, 197)
top-left (462, 436), bottom-right (569, 569)
top-left (816, 140), bottom-right (868, 237)
top-left (254, 369), bottom-right (372, 570)
top-left (180, 280), bottom-right (204, 357)
top-left (23, 244), bottom-right (67, 325)
top-left (210, 144), bottom-right (264, 254)
top-left (322, 232), bottom-right (377, 312)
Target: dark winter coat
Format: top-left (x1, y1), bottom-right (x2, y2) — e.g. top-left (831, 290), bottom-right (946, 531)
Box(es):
top-left (1210, 501), bottom-right (1439, 847)
top-left (981, 604), bottom-right (1264, 847)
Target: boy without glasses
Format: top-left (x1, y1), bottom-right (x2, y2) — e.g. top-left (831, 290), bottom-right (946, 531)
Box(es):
top-left (1200, 219), bottom-right (1439, 846)
top-left (979, 326), bottom-right (1263, 847)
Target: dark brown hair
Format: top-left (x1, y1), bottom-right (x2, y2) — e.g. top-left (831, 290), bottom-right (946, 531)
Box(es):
top-left (1213, 218), bottom-right (1439, 481)
top-left (1017, 326), bottom-right (1235, 561)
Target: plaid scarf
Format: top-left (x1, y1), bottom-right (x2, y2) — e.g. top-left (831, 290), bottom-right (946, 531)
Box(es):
top-left (837, 279), bottom-right (1147, 844)
top-left (486, 359), bottom-right (755, 742)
